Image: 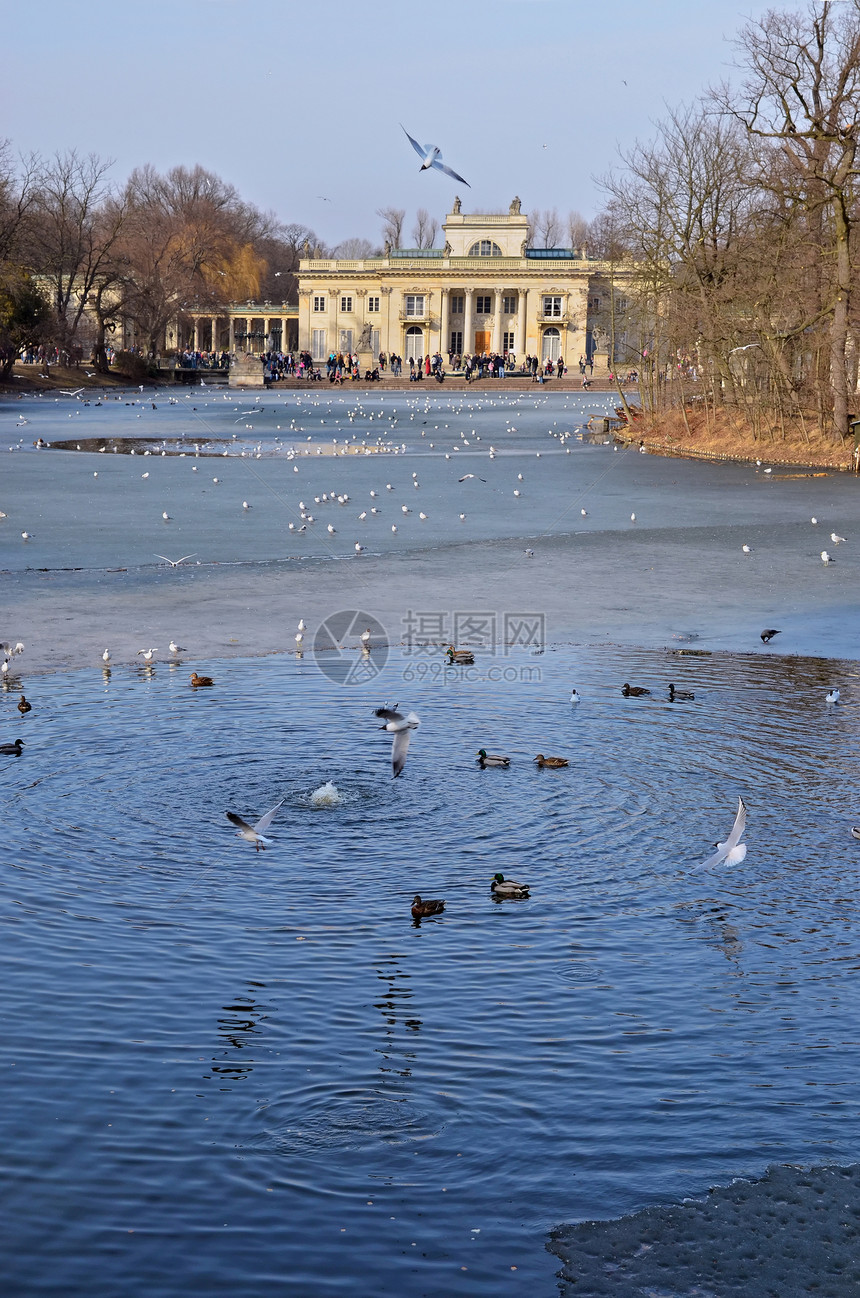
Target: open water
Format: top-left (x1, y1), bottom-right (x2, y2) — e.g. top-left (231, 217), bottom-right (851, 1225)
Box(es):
top-left (2, 388), bottom-right (860, 1295)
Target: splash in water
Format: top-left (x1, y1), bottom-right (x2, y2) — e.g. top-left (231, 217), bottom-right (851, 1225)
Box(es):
top-left (310, 781), bottom-right (341, 807)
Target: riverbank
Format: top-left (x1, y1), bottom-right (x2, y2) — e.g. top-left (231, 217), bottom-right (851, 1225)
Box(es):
top-left (625, 406), bottom-right (857, 472)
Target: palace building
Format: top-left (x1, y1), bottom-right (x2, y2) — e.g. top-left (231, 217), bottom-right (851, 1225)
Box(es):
top-left (296, 197), bottom-right (632, 366)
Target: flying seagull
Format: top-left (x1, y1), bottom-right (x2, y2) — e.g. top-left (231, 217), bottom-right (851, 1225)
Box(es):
top-left (698, 797), bottom-right (748, 869)
top-left (375, 706), bottom-right (420, 778)
top-left (401, 126), bottom-right (470, 187)
top-left (226, 798), bottom-right (284, 850)
top-left (154, 553), bottom-right (196, 567)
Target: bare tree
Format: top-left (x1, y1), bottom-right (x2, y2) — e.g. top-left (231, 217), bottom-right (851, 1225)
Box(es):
top-left (718, 0), bottom-right (860, 439)
top-left (567, 209), bottom-right (589, 253)
top-left (331, 236), bottom-right (377, 258)
top-left (529, 207), bottom-right (562, 247)
top-left (27, 150), bottom-right (125, 351)
top-left (377, 206), bottom-right (405, 249)
top-left (411, 208), bottom-right (439, 249)
top-left (0, 141), bottom-right (40, 265)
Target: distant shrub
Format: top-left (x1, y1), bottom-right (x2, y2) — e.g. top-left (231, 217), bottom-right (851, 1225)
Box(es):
top-left (112, 351), bottom-right (153, 382)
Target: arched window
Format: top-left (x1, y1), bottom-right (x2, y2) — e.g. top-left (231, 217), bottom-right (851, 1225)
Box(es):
top-left (468, 240), bottom-right (502, 257)
top-left (404, 325), bottom-right (424, 359)
top-left (541, 327), bottom-right (561, 362)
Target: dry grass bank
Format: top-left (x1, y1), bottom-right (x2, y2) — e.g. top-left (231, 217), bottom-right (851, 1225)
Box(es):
top-left (624, 406), bottom-right (856, 472)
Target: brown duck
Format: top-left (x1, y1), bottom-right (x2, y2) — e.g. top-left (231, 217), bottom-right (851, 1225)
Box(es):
top-left (534, 753), bottom-right (568, 768)
top-left (621, 683), bottom-right (650, 697)
top-left (17, 695), bottom-right (32, 714)
top-left (190, 673), bottom-right (214, 688)
top-left (412, 894), bottom-right (445, 918)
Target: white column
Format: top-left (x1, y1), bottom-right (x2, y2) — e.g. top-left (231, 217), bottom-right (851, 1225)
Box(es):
top-left (210, 316), bottom-right (218, 352)
top-left (192, 317), bottom-right (200, 350)
top-left (463, 288), bottom-right (474, 357)
top-left (228, 315), bottom-right (235, 354)
top-left (518, 289), bottom-right (528, 359)
top-left (440, 289), bottom-right (449, 357)
top-left (492, 289), bottom-right (502, 353)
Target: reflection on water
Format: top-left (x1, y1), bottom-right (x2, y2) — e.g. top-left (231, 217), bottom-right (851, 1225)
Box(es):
top-left (2, 629), bottom-right (860, 1292)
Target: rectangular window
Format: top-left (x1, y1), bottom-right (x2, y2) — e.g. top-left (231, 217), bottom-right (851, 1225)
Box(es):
top-left (476, 295), bottom-right (492, 314)
top-left (313, 296), bottom-right (326, 313)
top-left (617, 298), bottom-right (628, 311)
top-left (450, 295), bottom-right (465, 315)
top-left (503, 331), bottom-right (515, 353)
top-left (543, 295), bottom-right (562, 317)
top-left (404, 294), bottom-right (425, 317)
top-left (311, 328), bottom-right (327, 359)
top-left (588, 296), bottom-right (600, 311)
top-left (449, 330), bottom-right (463, 355)
top-left (367, 296), bottom-right (380, 312)
top-left (371, 329), bottom-right (380, 355)
top-left (339, 329), bottom-right (353, 354)
top-left (503, 295), bottom-right (517, 314)
top-left (340, 296), bottom-right (353, 313)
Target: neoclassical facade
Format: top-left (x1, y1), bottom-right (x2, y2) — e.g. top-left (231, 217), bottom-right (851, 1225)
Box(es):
top-left (297, 198), bottom-right (631, 365)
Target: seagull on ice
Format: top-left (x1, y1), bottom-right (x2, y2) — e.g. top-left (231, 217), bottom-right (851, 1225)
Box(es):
top-left (226, 798), bottom-right (284, 851)
top-left (169, 641), bottom-right (187, 654)
top-left (831, 531), bottom-right (846, 544)
top-left (698, 797), bottom-right (748, 869)
top-left (102, 648), bottom-right (111, 664)
top-left (374, 706), bottom-right (420, 778)
top-left (137, 648), bottom-right (157, 662)
top-left (821, 550), bottom-right (834, 563)
top-left (401, 126), bottom-right (471, 186)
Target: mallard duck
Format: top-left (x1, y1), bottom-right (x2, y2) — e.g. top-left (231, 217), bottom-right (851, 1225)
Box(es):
top-left (621, 683), bottom-right (650, 697)
top-left (0, 738), bottom-right (24, 755)
top-left (476, 749), bottom-right (511, 768)
top-left (534, 753), bottom-right (568, 768)
top-left (491, 872), bottom-right (530, 898)
top-left (446, 646), bottom-right (474, 665)
top-left (190, 672), bottom-right (214, 687)
top-left (412, 894), bottom-right (444, 918)
top-left (17, 695), bottom-right (32, 714)
top-left (668, 683), bottom-right (695, 701)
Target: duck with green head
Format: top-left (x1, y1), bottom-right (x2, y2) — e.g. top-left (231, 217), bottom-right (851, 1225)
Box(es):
top-left (477, 749), bottom-right (511, 768)
top-left (491, 873), bottom-right (529, 898)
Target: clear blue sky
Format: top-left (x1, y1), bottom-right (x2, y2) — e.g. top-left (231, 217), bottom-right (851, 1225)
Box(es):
top-left (4, 0), bottom-right (774, 246)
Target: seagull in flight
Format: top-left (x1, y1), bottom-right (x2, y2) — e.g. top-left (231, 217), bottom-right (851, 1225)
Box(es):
top-left (374, 706), bottom-right (420, 778)
top-left (226, 798), bottom-right (284, 850)
top-left (402, 126), bottom-right (470, 186)
top-left (154, 553), bottom-right (196, 567)
top-left (59, 388), bottom-right (84, 398)
top-left (698, 797), bottom-right (747, 869)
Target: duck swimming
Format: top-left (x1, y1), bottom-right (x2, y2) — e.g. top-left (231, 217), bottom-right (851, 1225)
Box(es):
top-left (477, 749), bottom-right (511, 768)
top-left (0, 738), bottom-right (24, 755)
top-left (17, 695), bottom-right (32, 714)
top-left (621, 684), bottom-right (650, 697)
top-left (491, 872), bottom-right (530, 898)
top-left (447, 646), bottom-right (475, 665)
top-left (412, 894), bottom-right (445, 918)
top-left (534, 753), bottom-right (569, 768)
top-left (668, 683), bottom-right (695, 701)
top-left (190, 672), bottom-right (214, 687)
